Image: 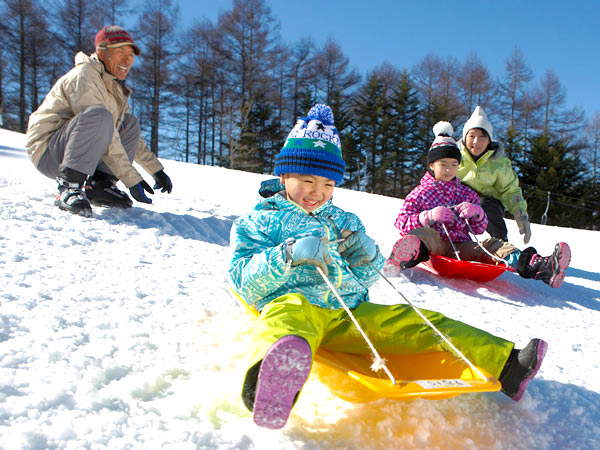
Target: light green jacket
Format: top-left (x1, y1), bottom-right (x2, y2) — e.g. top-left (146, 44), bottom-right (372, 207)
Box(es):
top-left (457, 141), bottom-right (528, 217)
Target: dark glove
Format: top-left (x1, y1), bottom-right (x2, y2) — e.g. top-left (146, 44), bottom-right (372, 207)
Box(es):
top-left (287, 236), bottom-right (333, 275)
top-left (337, 231), bottom-right (378, 267)
top-left (515, 210), bottom-right (532, 244)
top-left (153, 170), bottom-right (172, 193)
top-left (129, 180), bottom-right (154, 204)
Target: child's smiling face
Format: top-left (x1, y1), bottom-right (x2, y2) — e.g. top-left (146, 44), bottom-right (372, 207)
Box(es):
top-left (280, 173), bottom-right (335, 212)
top-left (429, 158), bottom-right (459, 182)
top-left (465, 128), bottom-right (490, 156)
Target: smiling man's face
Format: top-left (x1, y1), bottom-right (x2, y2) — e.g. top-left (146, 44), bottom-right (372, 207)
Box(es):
top-left (98, 45), bottom-right (135, 81)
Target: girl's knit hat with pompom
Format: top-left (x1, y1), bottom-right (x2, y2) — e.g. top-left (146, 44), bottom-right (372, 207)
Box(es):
top-left (274, 103), bottom-right (345, 184)
top-left (427, 121), bottom-right (461, 165)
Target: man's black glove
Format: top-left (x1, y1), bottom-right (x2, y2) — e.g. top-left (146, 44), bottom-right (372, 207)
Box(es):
top-left (153, 170), bottom-right (172, 193)
top-left (129, 180), bottom-right (154, 204)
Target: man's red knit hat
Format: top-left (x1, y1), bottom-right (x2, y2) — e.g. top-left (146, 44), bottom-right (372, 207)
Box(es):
top-left (95, 26), bottom-right (140, 56)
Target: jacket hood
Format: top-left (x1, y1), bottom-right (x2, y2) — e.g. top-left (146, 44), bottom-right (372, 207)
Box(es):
top-left (259, 178), bottom-right (285, 198)
top-left (75, 52), bottom-right (130, 92)
top-left (490, 140), bottom-right (505, 158)
top-left (74, 52), bottom-right (95, 66)
top-left (74, 52), bottom-right (105, 78)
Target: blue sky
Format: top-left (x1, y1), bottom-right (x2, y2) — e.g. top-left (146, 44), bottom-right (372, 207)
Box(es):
top-left (179, 0), bottom-right (599, 120)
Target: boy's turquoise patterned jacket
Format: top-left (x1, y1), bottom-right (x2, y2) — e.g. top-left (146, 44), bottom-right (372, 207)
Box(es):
top-left (229, 179), bottom-right (385, 312)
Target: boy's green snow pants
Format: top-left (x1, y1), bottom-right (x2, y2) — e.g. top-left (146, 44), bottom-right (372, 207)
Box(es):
top-left (247, 293), bottom-right (514, 379)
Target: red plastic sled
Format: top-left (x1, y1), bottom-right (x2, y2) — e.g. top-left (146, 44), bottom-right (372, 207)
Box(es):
top-left (420, 254), bottom-right (515, 282)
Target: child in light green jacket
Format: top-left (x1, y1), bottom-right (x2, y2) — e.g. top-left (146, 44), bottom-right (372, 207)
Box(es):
top-left (457, 106), bottom-right (530, 244)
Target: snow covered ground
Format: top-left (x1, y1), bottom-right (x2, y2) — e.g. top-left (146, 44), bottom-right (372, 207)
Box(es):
top-left (1, 127), bottom-right (599, 449)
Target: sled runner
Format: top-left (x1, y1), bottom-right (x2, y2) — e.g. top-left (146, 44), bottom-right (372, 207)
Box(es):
top-left (420, 254), bottom-right (515, 283)
top-left (233, 290), bottom-right (501, 403)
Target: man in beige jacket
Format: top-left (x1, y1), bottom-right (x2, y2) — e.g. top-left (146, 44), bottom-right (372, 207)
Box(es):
top-left (25, 25), bottom-right (172, 217)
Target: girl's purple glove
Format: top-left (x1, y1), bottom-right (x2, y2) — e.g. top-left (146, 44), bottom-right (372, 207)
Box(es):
top-left (419, 206), bottom-right (454, 226)
top-left (455, 202), bottom-right (484, 220)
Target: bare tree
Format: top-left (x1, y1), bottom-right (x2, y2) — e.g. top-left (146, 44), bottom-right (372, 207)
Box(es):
top-left (52, 0), bottom-right (103, 61)
top-left (436, 55), bottom-right (462, 123)
top-left (515, 90), bottom-right (542, 161)
top-left (288, 37), bottom-right (313, 123)
top-left (102, 0), bottom-right (132, 26)
top-left (188, 21), bottom-right (211, 164)
top-left (216, 0), bottom-right (278, 169)
top-left (2, 0), bottom-right (52, 130)
top-left (134, 0), bottom-right (179, 156)
top-left (412, 54), bottom-right (445, 149)
top-left (413, 53), bottom-right (440, 118)
top-left (311, 37), bottom-right (360, 105)
top-left (456, 52), bottom-right (495, 119)
top-left (497, 46), bottom-right (533, 131)
top-left (3, 0), bottom-right (33, 131)
top-left (584, 112), bottom-right (600, 189)
top-left (26, 2), bottom-right (53, 111)
top-left (0, 47), bottom-right (4, 127)
top-left (535, 68), bottom-right (584, 138)
top-left (271, 43), bottom-right (290, 127)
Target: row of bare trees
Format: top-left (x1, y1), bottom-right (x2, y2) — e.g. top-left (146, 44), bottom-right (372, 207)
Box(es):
top-left (1, 0), bottom-right (599, 227)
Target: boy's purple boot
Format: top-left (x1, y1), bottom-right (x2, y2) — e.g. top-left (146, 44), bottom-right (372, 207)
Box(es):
top-left (383, 235), bottom-right (429, 274)
top-left (499, 338), bottom-right (548, 402)
top-left (517, 242), bottom-right (571, 288)
top-left (253, 335), bottom-right (312, 429)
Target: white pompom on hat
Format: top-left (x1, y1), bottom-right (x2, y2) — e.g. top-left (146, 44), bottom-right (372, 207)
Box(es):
top-left (427, 121), bottom-right (461, 165)
top-left (462, 105), bottom-right (493, 141)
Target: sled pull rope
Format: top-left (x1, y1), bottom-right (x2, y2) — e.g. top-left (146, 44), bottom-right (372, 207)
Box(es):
top-left (316, 266), bottom-right (397, 385)
top-left (371, 263), bottom-right (489, 382)
top-left (464, 219), bottom-right (509, 266)
top-left (441, 224), bottom-right (461, 260)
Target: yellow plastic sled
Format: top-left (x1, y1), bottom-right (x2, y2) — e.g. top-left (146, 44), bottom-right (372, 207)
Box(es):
top-left (234, 291), bottom-right (501, 403)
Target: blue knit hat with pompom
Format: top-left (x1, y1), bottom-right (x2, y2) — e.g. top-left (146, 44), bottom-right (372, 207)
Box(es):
top-left (274, 103), bottom-right (345, 184)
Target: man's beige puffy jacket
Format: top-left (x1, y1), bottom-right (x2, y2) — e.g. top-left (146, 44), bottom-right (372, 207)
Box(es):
top-left (26, 52), bottom-right (163, 187)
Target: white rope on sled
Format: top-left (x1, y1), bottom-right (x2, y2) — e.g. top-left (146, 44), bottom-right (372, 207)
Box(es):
top-left (441, 223), bottom-right (461, 260)
top-left (464, 218), bottom-right (509, 266)
top-left (372, 263), bottom-right (489, 382)
top-left (316, 266), bottom-right (397, 385)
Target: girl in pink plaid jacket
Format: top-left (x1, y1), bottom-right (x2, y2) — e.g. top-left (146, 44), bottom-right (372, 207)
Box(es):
top-left (385, 122), bottom-right (570, 289)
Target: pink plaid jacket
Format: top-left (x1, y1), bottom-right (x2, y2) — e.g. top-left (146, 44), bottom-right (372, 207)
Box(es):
top-left (395, 172), bottom-right (488, 242)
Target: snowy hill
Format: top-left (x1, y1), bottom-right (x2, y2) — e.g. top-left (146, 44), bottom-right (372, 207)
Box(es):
top-left (1, 128), bottom-right (599, 449)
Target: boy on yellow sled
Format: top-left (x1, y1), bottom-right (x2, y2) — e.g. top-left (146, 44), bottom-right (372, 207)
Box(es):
top-left (229, 104), bottom-right (546, 429)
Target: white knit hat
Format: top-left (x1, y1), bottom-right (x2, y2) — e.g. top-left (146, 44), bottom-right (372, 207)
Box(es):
top-left (462, 106), bottom-right (493, 141)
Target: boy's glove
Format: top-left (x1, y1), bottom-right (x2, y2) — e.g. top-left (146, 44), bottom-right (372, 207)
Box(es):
top-left (338, 231), bottom-right (377, 267)
top-left (129, 180), bottom-right (154, 204)
top-left (455, 202), bottom-right (484, 221)
top-left (153, 170), bottom-right (173, 193)
top-left (515, 210), bottom-right (532, 244)
top-left (288, 236), bottom-right (332, 275)
top-left (419, 206), bottom-right (454, 226)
